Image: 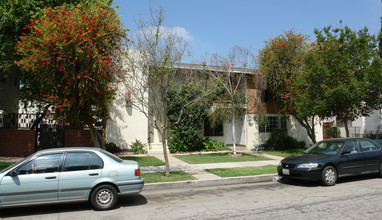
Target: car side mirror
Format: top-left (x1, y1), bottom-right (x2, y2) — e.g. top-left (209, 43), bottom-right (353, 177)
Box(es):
top-left (8, 170), bottom-right (18, 177)
top-left (341, 150), bottom-right (351, 156)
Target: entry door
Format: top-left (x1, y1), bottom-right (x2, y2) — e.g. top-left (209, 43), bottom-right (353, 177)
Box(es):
top-left (225, 115), bottom-right (246, 146)
top-left (0, 154), bottom-right (62, 206)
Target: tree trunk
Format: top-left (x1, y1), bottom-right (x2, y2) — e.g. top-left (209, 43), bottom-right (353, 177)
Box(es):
top-left (161, 126), bottom-right (170, 177)
top-left (343, 119), bottom-right (350, 137)
top-left (231, 116), bottom-right (237, 155)
top-left (89, 126), bottom-right (105, 149)
top-left (295, 116), bottom-right (317, 144)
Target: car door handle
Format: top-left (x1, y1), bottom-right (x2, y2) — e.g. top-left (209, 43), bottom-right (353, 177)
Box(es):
top-left (45, 176), bottom-right (57, 179)
top-left (89, 173), bottom-right (99, 176)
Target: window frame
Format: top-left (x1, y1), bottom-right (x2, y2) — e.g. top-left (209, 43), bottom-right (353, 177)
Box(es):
top-left (62, 151), bottom-right (104, 172)
top-left (16, 153), bottom-right (63, 175)
top-left (259, 116), bottom-right (287, 133)
top-left (204, 120), bottom-right (224, 137)
top-left (358, 139), bottom-right (380, 152)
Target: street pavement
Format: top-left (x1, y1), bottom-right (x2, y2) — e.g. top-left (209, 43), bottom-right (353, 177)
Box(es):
top-left (0, 148), bottom-right (283, 191)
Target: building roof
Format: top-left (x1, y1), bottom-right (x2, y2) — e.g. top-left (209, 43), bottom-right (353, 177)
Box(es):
top-left (173, 63), bottom-right (258, 75)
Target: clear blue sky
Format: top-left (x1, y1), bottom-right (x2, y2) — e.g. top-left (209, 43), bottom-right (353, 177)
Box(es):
top-left (114, 0), bottom-right (381, 63)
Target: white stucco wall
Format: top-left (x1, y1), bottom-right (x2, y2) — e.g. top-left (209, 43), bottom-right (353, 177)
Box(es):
top-left (338, 109), bottom-right (382, 137)
top-left (287, 115), bottom-right (323, 145)
top-left (246, 114), bottom-right (323, 149)
top-left (106, 87), bottom-right (148, 150)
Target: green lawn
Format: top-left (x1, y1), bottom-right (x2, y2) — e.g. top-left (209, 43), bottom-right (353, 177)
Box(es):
top-left (263, 149), bottom-right (305, 158)
top-left (0, 162), bottom-right (15, 170)
top-left (206, 165), bottom-right (277, 177)
top-left (174, 153), bottom-right (271, 164)
top-left (142, 171), bottom-right (197, 183)
top-left (120, 156), bottom-right (166, 167)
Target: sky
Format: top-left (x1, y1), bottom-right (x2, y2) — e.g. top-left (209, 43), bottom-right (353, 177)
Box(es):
top-left (113, 0), bottom-right (381, 64)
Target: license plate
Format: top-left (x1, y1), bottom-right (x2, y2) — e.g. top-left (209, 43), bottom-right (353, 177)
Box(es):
top-left (282, 169), bottom-right (290, 175)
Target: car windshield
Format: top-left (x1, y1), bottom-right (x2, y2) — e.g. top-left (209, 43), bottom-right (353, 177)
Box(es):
top-left (304, 141), bottom-right (344, 155)
top-left (0, 155), bottom-right (33, 173)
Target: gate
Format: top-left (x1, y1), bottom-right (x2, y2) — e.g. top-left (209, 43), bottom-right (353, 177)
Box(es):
top-left (35, 123), bottom-right (65, 151)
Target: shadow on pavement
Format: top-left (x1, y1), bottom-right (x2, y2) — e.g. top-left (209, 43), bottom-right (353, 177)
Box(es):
top-left (0, 194), bottom-right (147, 218)
top-left (278, 174), bottom-right (380, 187)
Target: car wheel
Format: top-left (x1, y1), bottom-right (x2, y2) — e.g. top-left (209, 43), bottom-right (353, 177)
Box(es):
top-left (321, 166), bottom-right (337, 186)
top-left (378, 163), bottom-right (382, 178)
top-left (90, 184), bottom-right (118, 210)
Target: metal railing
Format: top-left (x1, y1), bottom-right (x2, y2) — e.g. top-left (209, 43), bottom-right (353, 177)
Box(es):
top-left (0, 112), bottom-right (103, 129)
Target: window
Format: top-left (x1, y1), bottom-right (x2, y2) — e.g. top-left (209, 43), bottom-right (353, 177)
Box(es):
top-left (342, 140), bottom-right (360, 154)
top-left (17, 154), bottom-right (63, 175)
top-left (63, 152), bottom-right (103, 172)
top-left (359, 140), bottom-right (380, 152)
top-left (101, 149), bottom-right (123, 163)
top-left (259, 116), bottom-right (287, 133)
top-left (204, 120), bottom-right (223, 137)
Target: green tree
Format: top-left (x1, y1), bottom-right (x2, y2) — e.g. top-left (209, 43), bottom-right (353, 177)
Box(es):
top-left (167, 83), bottom-right (211, 152)
top-left (0, 0), bottom-right (112, 82)
top-left (16, 2), bottom-right (127, 148)
top-left (258, 30), bottom-right (319, 143)
top-left (304, 24), bottom-right (382, 137)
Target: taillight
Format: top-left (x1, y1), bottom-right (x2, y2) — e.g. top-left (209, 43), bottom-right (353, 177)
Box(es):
top-left (135, 169), bottom-right (141, 176)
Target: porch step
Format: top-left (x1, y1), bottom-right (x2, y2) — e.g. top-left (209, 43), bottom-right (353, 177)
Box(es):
top-left (148, 143), bottom-right (168, 153)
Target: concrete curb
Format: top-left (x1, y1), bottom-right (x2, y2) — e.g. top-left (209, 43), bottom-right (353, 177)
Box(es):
top-left (142, 174), bottom-right (275, 191)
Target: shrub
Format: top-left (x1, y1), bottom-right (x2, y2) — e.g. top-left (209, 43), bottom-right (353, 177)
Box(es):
top-left (105, 142), bottom-right (123, 154)
top-left (130, 139), bottom-right (147, 154)
top-left (201, 137), bottom-right (227, 151)
top-left (266, 128), bottom-right (306, 150)
top-left (168, 138), bottom-right (187, 153)
top-left (167, 84), bottom-right (210, 153)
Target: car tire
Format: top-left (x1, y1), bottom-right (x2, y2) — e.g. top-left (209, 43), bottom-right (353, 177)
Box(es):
top-left (90, 184), bottom-right (118, 211)
top-left (321, 166), bottom-right (337, 186)
top-left (378, 162), bottom-right (382, 178)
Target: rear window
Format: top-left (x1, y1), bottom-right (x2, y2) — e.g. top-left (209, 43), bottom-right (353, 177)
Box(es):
top-left (101, 149), bottom-right (123, 163)
top-left (359, 140), bottom-right (380, 152)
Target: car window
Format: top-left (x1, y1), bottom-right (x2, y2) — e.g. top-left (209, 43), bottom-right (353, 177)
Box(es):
top-left (342, 140), bottom-right (361, 154)
top-left (101, 149), bottom-right (123, 163)
top-left (63, 152), bottom-right (103, 171)
top-left (17, 153), bottom-right (63, 175)
top-left (359, 140), bottom-right (380, 152)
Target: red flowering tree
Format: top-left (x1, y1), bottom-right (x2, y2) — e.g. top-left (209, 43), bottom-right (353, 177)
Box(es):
top-left (16, 3), bottom-right (128, 148)
top-left (258, 30), bottom-right (319, 143)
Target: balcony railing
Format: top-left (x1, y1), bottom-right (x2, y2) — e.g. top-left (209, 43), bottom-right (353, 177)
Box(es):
top-left (0, 113), bottom-right (102, 129)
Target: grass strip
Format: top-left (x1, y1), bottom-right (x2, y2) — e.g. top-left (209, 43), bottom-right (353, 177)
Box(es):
top-left (142, 171), bottom-right (196, 183)
top-left (174, 153), bottom-right (271, 164)
top-left (121, 156), bottom-right (166, 167)
top-left (262, 149), bottom-right (305, 158)
top-left (0, 162), bottom-right (15, 170)
top-left (206, 165), bottom-right (277, 178)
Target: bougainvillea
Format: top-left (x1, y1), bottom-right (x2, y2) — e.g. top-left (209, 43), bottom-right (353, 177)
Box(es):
top-left (257, 30), bottom-right (319, 143)
top-left (258, 29), bottom-right (308, 114)
top-left (16, 2), bottom-right (127, 128)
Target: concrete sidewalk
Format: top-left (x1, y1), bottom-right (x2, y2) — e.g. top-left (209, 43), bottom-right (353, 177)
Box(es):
top-left (141, 149), bottom-right (283, 191)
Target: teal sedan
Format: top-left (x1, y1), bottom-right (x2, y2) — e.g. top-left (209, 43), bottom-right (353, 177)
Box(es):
top-left (0, 148), bottom-right (144, 210)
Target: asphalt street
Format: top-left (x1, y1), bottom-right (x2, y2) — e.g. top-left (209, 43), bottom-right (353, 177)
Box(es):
top-left (2, 174), bottom-right (382, 220)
